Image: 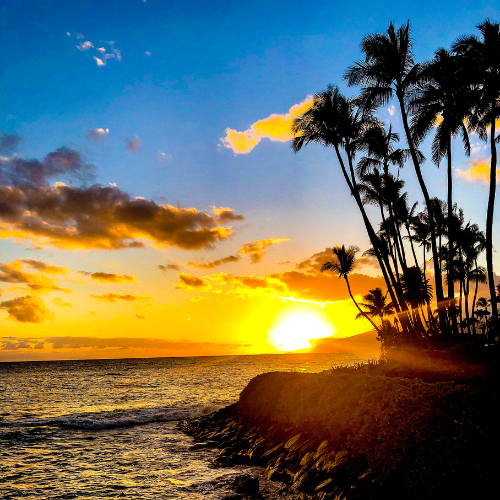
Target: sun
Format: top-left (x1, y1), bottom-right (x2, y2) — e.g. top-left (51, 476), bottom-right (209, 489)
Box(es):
top-left (269, 310), bottom-right (335, 351)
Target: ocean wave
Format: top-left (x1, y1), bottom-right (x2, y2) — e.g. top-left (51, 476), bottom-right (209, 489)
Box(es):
top-left (0, 405), bottom-right (219, 431)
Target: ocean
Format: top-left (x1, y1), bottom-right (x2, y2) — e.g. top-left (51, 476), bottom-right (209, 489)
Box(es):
top-left (1, 352), bottom-right (377, 499)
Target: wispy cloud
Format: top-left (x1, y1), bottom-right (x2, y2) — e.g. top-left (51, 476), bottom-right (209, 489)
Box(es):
top-left (80, 272), bottom-right (137, 284)
top-left (238, 238), bottom-right (290, 264)
top-left (77, 41), bottom-right (94, 51)
top-left (220, 96), bottom-right (314, 154)
top-left (89, 293), bottom-right (153, 303)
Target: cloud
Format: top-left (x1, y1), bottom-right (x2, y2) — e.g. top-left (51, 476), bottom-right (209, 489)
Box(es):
top-left (187, 254), bottom-right (240, 269)
top-left (158, 263), bottom-right (180, 271)
top-left (43, 336), bottom-right (250, 351)
top-left (19, 259), bottom-right (69, 274)
top-left (238, 238), bottom-right (290, 263)
top-left (212, 206), bottom-right (244, 223)
top-left (0, 131), bottom-right (20, 153)
top-left (84, 128), bottom-right (109, 142)
top-left (102, 263), bottom-right (120, 268)
top-left (456, 158), bottom-right (500, 184)
top-left (388, 105), bottom-right (396, 116)
top-left (0, 183), bottom-right (238, 250)
top-left (174, 249), bottom-right (386, 302)
top-left (0, 295), bottom-right (54, 323)
top-left (175, 273), bottom-right (212, 291)
top-left (135, 314), bottom-right (146, 319)
top-left (145, 51), bottom-right (151, 56)
top-left (53, 297), bottom-right (72, 307)
top-left (77, 41), bottom-right (94, 51)
top-left (156, 152), bottom-right (172, 163)
top-left (89, 293), bottom-right (153, 303)
top-left (125, 136), bottom-right (142, 152)
top-left (0, 260), bottom-right (71, 294)
top-left (190, 295), bottom-right (207, 302)
top-left (220, 96), bottom-right (314, 154)
top-left (83, 272), bottom-right (137, 283)
top-left (0, 146), bottom-right (95, 186)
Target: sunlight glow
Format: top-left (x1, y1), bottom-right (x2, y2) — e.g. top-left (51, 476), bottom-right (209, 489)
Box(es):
top-left (269, 311), bottom-right (335, 351)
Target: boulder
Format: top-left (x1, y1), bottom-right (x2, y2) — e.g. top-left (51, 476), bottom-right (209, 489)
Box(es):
top-left (233, 474), bottom-right (259, 495)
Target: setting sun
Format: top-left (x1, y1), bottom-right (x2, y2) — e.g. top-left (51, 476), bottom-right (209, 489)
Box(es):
top-left (269, 311), bottom-right (335, 351)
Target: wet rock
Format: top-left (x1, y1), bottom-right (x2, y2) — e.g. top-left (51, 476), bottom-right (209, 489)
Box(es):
top-left (233, 474), bottom-right (259, 495)
top-left (314, 440), bottom-right (330, 459)
top-left (300, 451), bottom-right (315, 467)
top-left (284, 433), bottom-right (302, 449)
top-left (259, 443), bottom-right (284, 464)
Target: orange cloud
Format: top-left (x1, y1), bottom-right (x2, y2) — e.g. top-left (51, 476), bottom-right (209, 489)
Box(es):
top-left (238, 238), bottom-right (290, 263)
top-left (0, 260), bottom-right (71, 294)
top-left (159, 263), bottom-right (180, 271)
top-left (0, 295), bottom-right (55, 323)
top-left (175, 273), bottom-right (212, 291)
top-left (187, 254), bottom-right (240, 269)
top-left (53, 297), bottom-right (72, 307)
top-left (85, 272), bottom-right (137, 283)
top-left (0, 184), bottom-right (238, 250)
top-left (456, 158), bottom-right (500, 184)
top-left (89, 293), bottom-right (154, 303)
top-left (221, 96), bottom-right (314, 154)
top-left (212, 206), bottom-right (245, 223)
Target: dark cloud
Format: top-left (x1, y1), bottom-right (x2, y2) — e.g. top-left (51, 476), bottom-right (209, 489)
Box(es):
top-left (89, 293), bottom-right (153, 303)
top-left (19, 258), bottom-right (69, 274)
top-left (0, 131), bottom-right (20, 153)
top-left (187, 254), bottom-right (240, 269)
top-left (84, 128), bottom-right (109, 142)
top-left (158, 263), bottom-right (180, 271)
top-left (0, 147), bottom-right (95, 187)
top-left (175, 273), bottom-right (211, 290)
top-left (125, 136), bottom-right (142, 152)
top-left (0, 295), bottom-right (54, 323)
top-left (0, 183), bottom-right (237, 250)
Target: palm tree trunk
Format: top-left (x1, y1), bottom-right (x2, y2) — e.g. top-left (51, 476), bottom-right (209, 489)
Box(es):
top-left (472, 259), bottom-right (480, 336)
top-left (335, 146), bottom-right (414, 336)
top-left (344, 276), bottom-right (380, 333)
top-left (396, 92), bottom-right (449, 336)
top-left (486, 108), bottom-right (498, 340)
top-left (464, 276), bottom-right (472, 335)
top-left (447, 142), bottom-right (459, 337)
top-left (406, 223), bottom-right (420, 268)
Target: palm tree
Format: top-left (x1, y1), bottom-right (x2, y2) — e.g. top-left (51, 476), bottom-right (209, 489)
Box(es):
top-left (291, 86), bottom-right (411, 329)
top-left (321, 245), bottom-right (380, 333)
top-left (453, 20), bottom-right (500, 338)
top-left (409, 48), bottom-right (474, 321)
top-left (355, 287), bottom-right (395, 326)
top-left (344, 21), bottom-right (449, 333)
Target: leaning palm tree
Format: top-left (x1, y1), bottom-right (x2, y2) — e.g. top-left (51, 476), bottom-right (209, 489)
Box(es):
top-left (355, 287), bottom-right (395, 326)
top-left (344, 21), bottom-right (449, 333)
top-left (453, 20), bottom-right (500, 337)
top-left (321, 245), bottom-right (380, 333)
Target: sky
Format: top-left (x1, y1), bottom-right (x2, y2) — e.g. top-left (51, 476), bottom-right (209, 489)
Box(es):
top-left (1, 0), bottom-right (499, 361)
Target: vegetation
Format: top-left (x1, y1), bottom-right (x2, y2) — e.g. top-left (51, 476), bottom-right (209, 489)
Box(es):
top-left (292, 19), bottom-right (500, 356)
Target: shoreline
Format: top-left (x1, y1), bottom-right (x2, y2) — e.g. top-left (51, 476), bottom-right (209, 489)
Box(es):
top-left (179, 364), bottom-right (499, 499)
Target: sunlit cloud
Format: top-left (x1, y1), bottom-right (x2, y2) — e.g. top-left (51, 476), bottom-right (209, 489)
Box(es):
top-left (84, 128), bottom-right (109, 142)
top-left (0, 295), bottom-right (54, 323)
top-left (238, 238), bottom-right (290, 263)
top-left (89, 293), bottom-right (153, 303)
top-left (0, 183), bottom-right (239, 250)
top-left (456, 157), bottom-right (500, 184)
top-left (77, 41), bottom-right (94, 51)
top-left (175, 273), bottom-right (212, 291)
top-left (53, 297), bottom-right (72, 307)
top-left (81, 272), bottom-right (137, 283)
top-left (187, 255), bottom-right (240, 269)
top-left (190, 295), bottom-right (207, 302)
top-left (156, 151), bottom-right (172, 163)
top-left (125, 136), bottom-right (142, 152)
top-left (220, 96), bottom-right (314, 154)
top-left (136, 314), bottom-right (146, 319)
top-left (0, 260), bottom-right (71, 294)
top-left (388, 105), bottom-right (396, 116)
top-left (212, 206), bottom-right (244, 223)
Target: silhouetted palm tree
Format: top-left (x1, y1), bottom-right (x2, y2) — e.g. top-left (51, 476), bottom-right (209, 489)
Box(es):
top-left (453, 19), bottom-right (500, 336)
top-left (321, 245), bottom-right (380, 332)
top-left (344, 21), bottom-right (448, 331)
top-left (410, 48), bottom-right (474, 318)
top-left (355, 287), bottom-right (395, 326)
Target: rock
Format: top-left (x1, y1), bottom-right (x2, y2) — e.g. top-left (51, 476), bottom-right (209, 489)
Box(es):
top-left (314, 440), bottom-right (330, 459)
top-left (267, 467), bottom-right (292, 484)
top-left (260, 443), bottom-right (284, 464)
top-left (220, 494), bottom-right (244, 500)
top-left (284, 433), bottom-right (302, 449)
top-left (233, 474), bottom-right (259, 495)
top-left (315, 478), bottom-right (333, 491)
top-left (300, 451), bottom-right (315, 466)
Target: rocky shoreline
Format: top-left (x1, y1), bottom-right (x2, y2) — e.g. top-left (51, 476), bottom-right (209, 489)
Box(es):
top-left (179, 369), bottom-right (499, 499)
